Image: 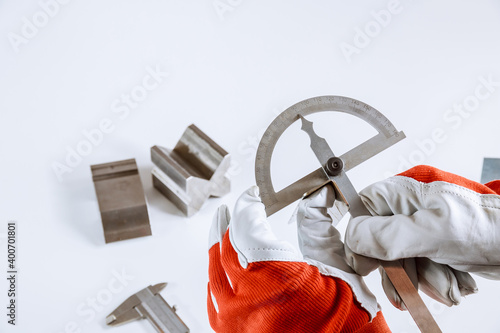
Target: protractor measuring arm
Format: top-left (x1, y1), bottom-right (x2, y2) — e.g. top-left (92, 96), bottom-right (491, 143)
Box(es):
top-left (255, 96), bottom-right (442, 333)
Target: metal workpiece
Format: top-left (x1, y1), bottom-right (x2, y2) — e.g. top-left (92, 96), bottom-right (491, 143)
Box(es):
top-left (481, 157), bottom-right (500, 184)
top-left (106, 283), bottom-right (190, 333)
top-left (91, 159), bottom-right (152, 243)
top-left (151, 124), bottom-right (231, 217)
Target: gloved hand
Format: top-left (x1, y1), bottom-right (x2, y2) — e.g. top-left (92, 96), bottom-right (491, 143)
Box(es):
top-left (344, 165), bottom-right (500, 310)
top-left (207, 186), bottom-right (390, 332)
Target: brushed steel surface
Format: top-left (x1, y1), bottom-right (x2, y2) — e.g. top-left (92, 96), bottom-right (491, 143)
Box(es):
top-left (91, 158), bottom-right (151, 243)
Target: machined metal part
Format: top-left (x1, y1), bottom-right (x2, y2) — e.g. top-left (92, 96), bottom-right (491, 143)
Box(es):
top-left (151, 124), bottom-right (231, 217)
top-left (255, 96), bottom-right (442, 332)
top-left (106, 283), bottom-right (190, 333)
top-left (91, 158), bottom-right (152, 243)
top-left (481, 158), bottom-right (500, 183)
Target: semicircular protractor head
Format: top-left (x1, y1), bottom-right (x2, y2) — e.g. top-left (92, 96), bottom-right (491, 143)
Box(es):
top-left (255, 96), bottom-right (405, 216)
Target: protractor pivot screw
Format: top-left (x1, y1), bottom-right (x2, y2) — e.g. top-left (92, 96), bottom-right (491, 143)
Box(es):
top-left (325, 157), bottom-right (343, 176)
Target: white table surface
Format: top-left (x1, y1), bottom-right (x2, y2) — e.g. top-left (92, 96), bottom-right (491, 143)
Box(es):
top-left (1, 1), bottom-right (500, 332)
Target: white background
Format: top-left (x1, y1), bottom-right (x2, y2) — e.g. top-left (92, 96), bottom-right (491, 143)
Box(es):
top-left (1, 0), bottom-right (500, 332)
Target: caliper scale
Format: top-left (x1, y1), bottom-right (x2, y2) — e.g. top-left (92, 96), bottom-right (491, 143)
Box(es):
top-left (255, 96), bottom-right (441, 333)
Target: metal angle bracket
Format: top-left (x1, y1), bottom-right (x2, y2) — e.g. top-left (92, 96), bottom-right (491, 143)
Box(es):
top-left (151, 124), bottom-right (231, 217)
top-left (91, 158), bottom-right (152, 243)
top-left (106, 283), bottom-right (190, 333)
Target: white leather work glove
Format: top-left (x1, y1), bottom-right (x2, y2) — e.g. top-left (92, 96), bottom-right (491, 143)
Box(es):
top-left (207, 186), bottom-right (391, 332)
top-left (344, 165), bottom-right (500, 310)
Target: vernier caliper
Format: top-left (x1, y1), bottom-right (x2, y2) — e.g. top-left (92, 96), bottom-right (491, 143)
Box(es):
top-left (106, 283), bottom-right (189, 333)
top-left (255, 96), bottom-right (442, 333)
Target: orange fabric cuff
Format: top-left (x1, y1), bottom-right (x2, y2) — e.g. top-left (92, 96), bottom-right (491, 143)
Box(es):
top-left (397, 165), bottom-right (500, 195)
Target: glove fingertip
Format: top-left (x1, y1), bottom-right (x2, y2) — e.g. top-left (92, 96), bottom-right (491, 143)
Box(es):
top-left (306, 185), bottom-right (335, 207)
top-left (380, 267), bottom-right (407, 311)
top-left (247, 185), bottom-right (260, 199)
top-left (209, 205), bottom-right (231, 249)
top-left (453, 269), bottom-right (478, 297)
top-left (219, 204), bottom-right (231, 224)
top-left (233, 187), bottom-right (267, 225)
top-left (297, 185), bottom-right (335, 223)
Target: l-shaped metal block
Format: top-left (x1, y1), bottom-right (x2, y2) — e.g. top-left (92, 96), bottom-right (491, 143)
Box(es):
top-left (151, 124), bottom-right (230, 217)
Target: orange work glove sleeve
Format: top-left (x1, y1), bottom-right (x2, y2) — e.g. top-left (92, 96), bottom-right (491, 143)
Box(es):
top-left (208, 232), bottom-right (390, 333)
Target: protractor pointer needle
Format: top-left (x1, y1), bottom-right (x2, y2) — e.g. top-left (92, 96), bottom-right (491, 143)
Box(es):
top-left (298, 114), bottom-right (336, 167)
top-left (298, 114), bottom-right (371, 216)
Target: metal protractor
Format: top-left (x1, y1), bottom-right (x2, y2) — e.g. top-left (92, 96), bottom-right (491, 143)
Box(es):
top-left (255, 95), bottom-right (405, 216)
top-left (255, 95), bottom-right (442, 333)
